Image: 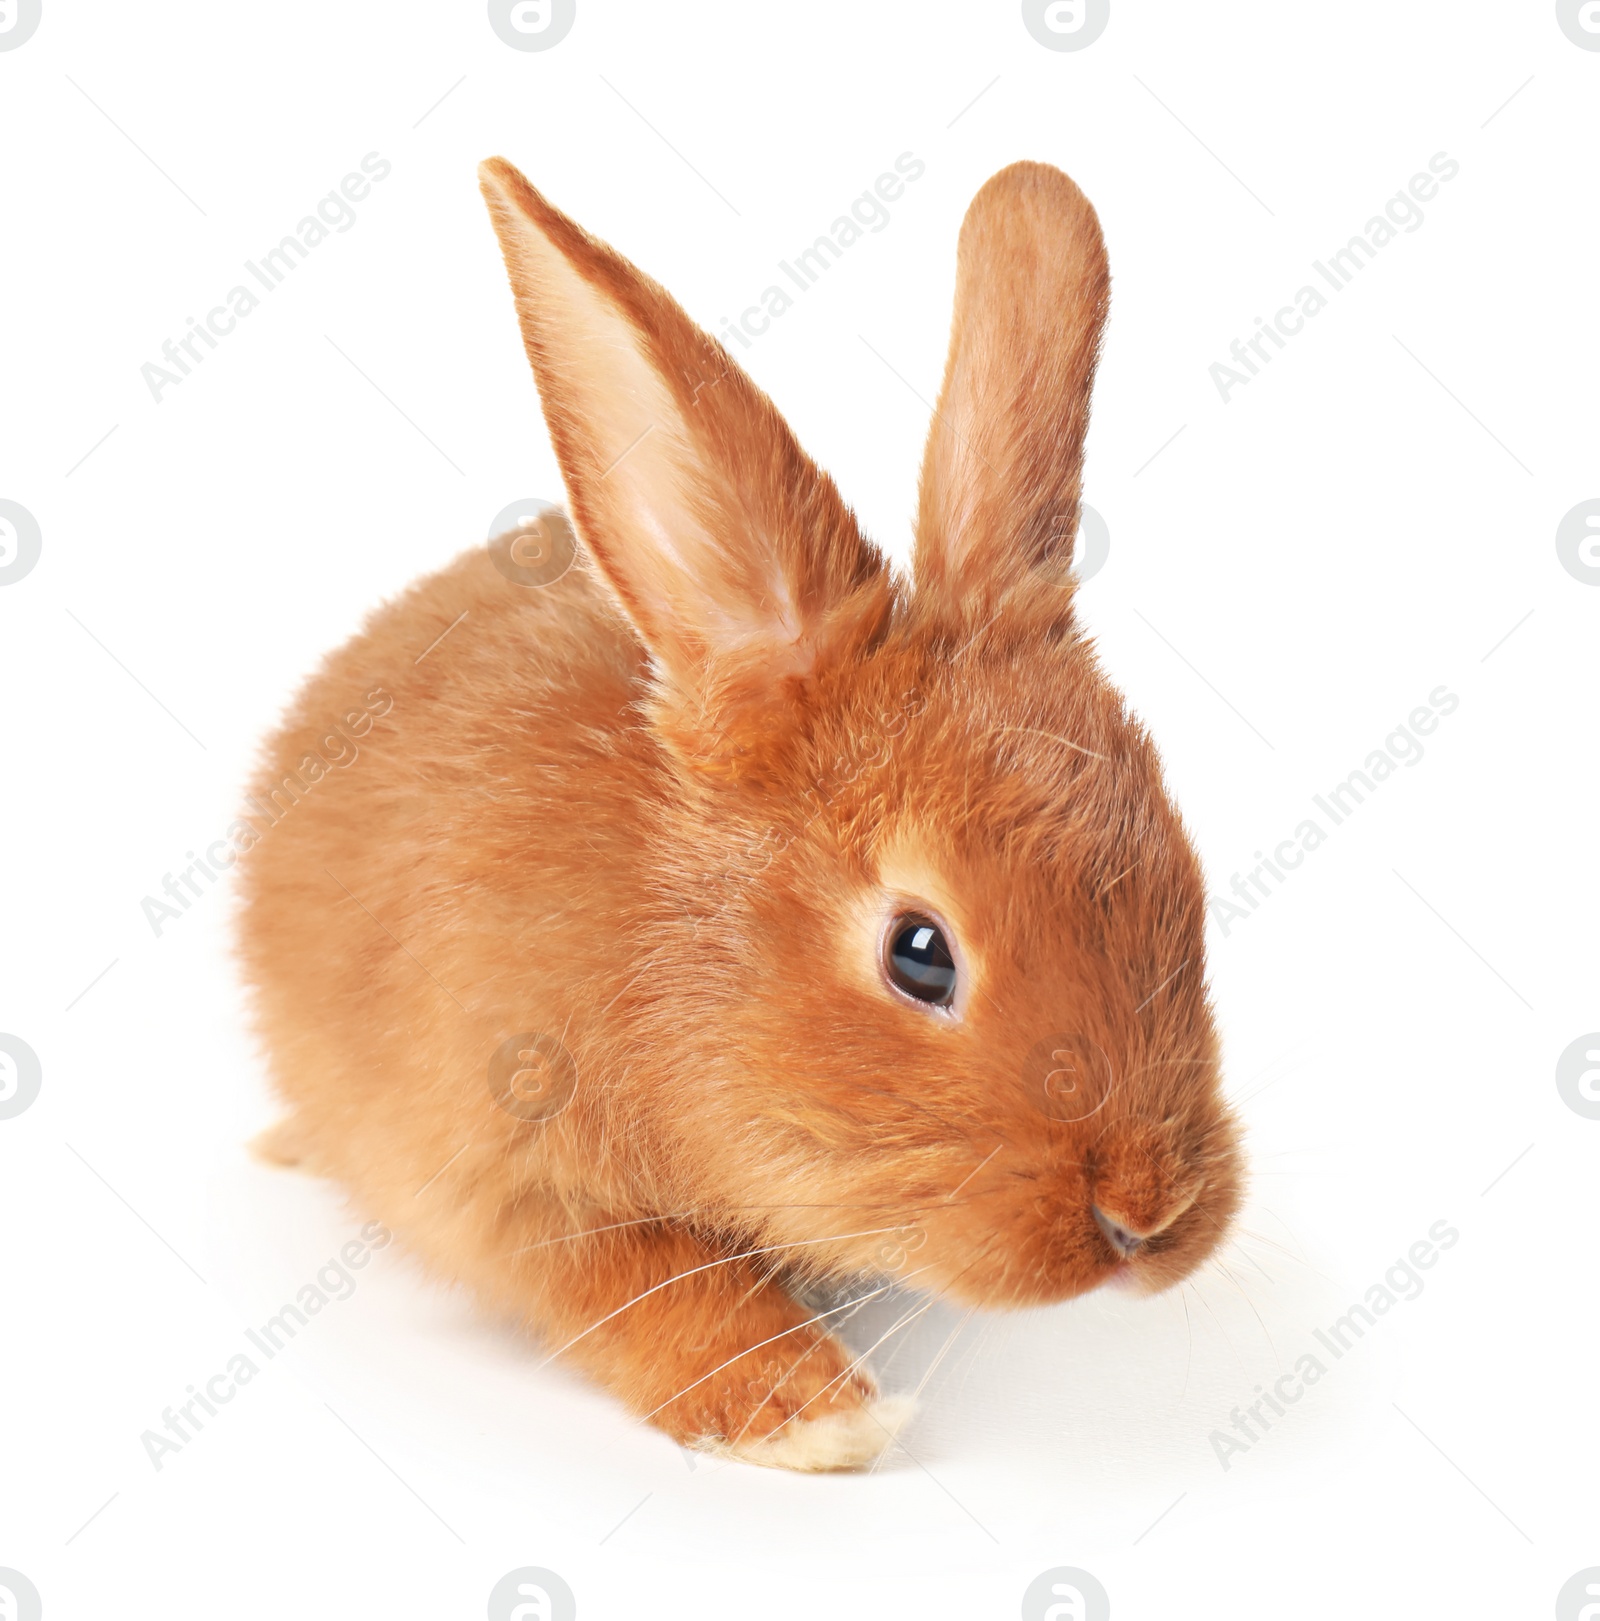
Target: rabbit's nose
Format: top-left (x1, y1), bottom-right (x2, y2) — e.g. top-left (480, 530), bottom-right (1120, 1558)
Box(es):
top-left (1092, 1204), bottom-right (1145, 1258)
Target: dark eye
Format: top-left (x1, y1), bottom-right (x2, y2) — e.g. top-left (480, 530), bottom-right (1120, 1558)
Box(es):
top-left (883, 914), bottom-right (957, 1007)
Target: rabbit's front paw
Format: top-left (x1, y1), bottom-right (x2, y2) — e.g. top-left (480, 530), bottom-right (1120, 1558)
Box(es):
top-left (672, 1340), bottom-right (913, 1472)
top-left (718, 1391), bottom-right (915, 1472)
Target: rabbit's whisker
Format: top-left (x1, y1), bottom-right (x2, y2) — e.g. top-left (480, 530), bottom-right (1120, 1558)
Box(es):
top-left (992, 723), bottom-right (1107, 762)
top-left (723, 1261), bottom-right (942, 1447)
top-left (509, 1212), bottom-right (689, 1255)
top-left (863, 1303), bottom-right (977, 1479)
top-left (750, 1278), bottom-right (891, 1414)
top-left (636, 1278), bottom-right (903, 1424)
top-left (1185, 1271), bottom-right (1237, 1362)
top-left (1213, 1258), bottom-right (1279, 1363)
top-left (943, 1143), bottom-right (1002, 1201)
top-left (902, 1304), bottom-right (976, 1412)
top-left (741, 1296), bottom-right (936, 1450)
top-left (535, 1225), bottom-right (914, 1370)
top-left (749, 1234), bottom-right (998, 1449)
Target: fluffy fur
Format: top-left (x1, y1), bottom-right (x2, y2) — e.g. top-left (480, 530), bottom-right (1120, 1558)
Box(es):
top-left (234, 158), bottom-right (1243, 1472)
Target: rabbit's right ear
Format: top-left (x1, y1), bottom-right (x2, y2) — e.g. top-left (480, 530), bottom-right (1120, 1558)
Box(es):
top-left (478, 159), bottom-right (892, 778)
top-left (914, 162), bottom-right (1110, 622)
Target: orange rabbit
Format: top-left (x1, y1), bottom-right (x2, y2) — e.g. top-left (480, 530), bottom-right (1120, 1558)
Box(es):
top-left (235, 157), bottom-right (1243, 1471)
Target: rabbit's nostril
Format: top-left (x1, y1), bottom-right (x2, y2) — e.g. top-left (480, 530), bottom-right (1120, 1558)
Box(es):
top-left (1092, 1204), bottom-right (1144, 1258)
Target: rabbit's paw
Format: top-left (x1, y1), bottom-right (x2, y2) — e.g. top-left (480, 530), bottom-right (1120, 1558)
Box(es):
top-left (717, 1392), bottom-right (915, 1472)
top-left (673, 1343), bottom-right (914, 1472)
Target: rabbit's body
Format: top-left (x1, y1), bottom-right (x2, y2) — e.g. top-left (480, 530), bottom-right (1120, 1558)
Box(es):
top-left (237, 158), bottom-right (1244, 1471)
top-left (241, 546), bottom-right (921, 1467)
top-left (239, 544), bottom-right (644, 1211)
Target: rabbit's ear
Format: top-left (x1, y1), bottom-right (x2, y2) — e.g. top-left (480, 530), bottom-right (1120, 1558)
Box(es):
top-left (479, 159), bottom-right (891, 775)
top-left (913, 162), bottom-right (1109, 619)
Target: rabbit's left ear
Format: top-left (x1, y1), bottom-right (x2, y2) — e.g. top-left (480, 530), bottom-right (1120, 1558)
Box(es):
top-left (914, 162), bottom-right (1110, 621)
top-left (479, 158), bottom-right (891, 776)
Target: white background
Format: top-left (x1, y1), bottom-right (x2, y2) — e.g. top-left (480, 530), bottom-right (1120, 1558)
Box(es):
top-left (2, 2), bottom-right (1596, 1616)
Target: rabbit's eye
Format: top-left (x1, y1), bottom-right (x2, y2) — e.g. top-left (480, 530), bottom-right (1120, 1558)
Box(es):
top-left (883, 914), bottom-right (957, 1008)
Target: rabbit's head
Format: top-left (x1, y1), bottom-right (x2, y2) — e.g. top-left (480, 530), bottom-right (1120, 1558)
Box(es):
top-left (481, 158), bottom-right (1242, 1309)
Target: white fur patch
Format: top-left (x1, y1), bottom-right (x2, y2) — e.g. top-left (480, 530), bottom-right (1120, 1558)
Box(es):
top-left (704, 1394), bottom-right (915, 1473)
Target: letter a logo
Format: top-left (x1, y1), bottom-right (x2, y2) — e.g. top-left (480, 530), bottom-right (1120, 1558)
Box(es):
top-left (1045, 1585), bottom-right (1087, 1621)
top-left (510, 1585), bottom-right (552, 1621)
top-left (0, 1568), bottom-right (44, 1621)
top-left (1023, 1565), bottom-right (1108, 1621)
top-left (487, 1563), bottom-right (573, 1621)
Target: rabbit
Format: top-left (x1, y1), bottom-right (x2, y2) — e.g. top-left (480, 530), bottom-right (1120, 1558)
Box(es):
top-left (235, 155), bottom-right (1244, 1473)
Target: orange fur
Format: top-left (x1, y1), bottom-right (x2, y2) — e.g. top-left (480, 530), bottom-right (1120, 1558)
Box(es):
top-left (234, 158), bottom-right (1243, 1471)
